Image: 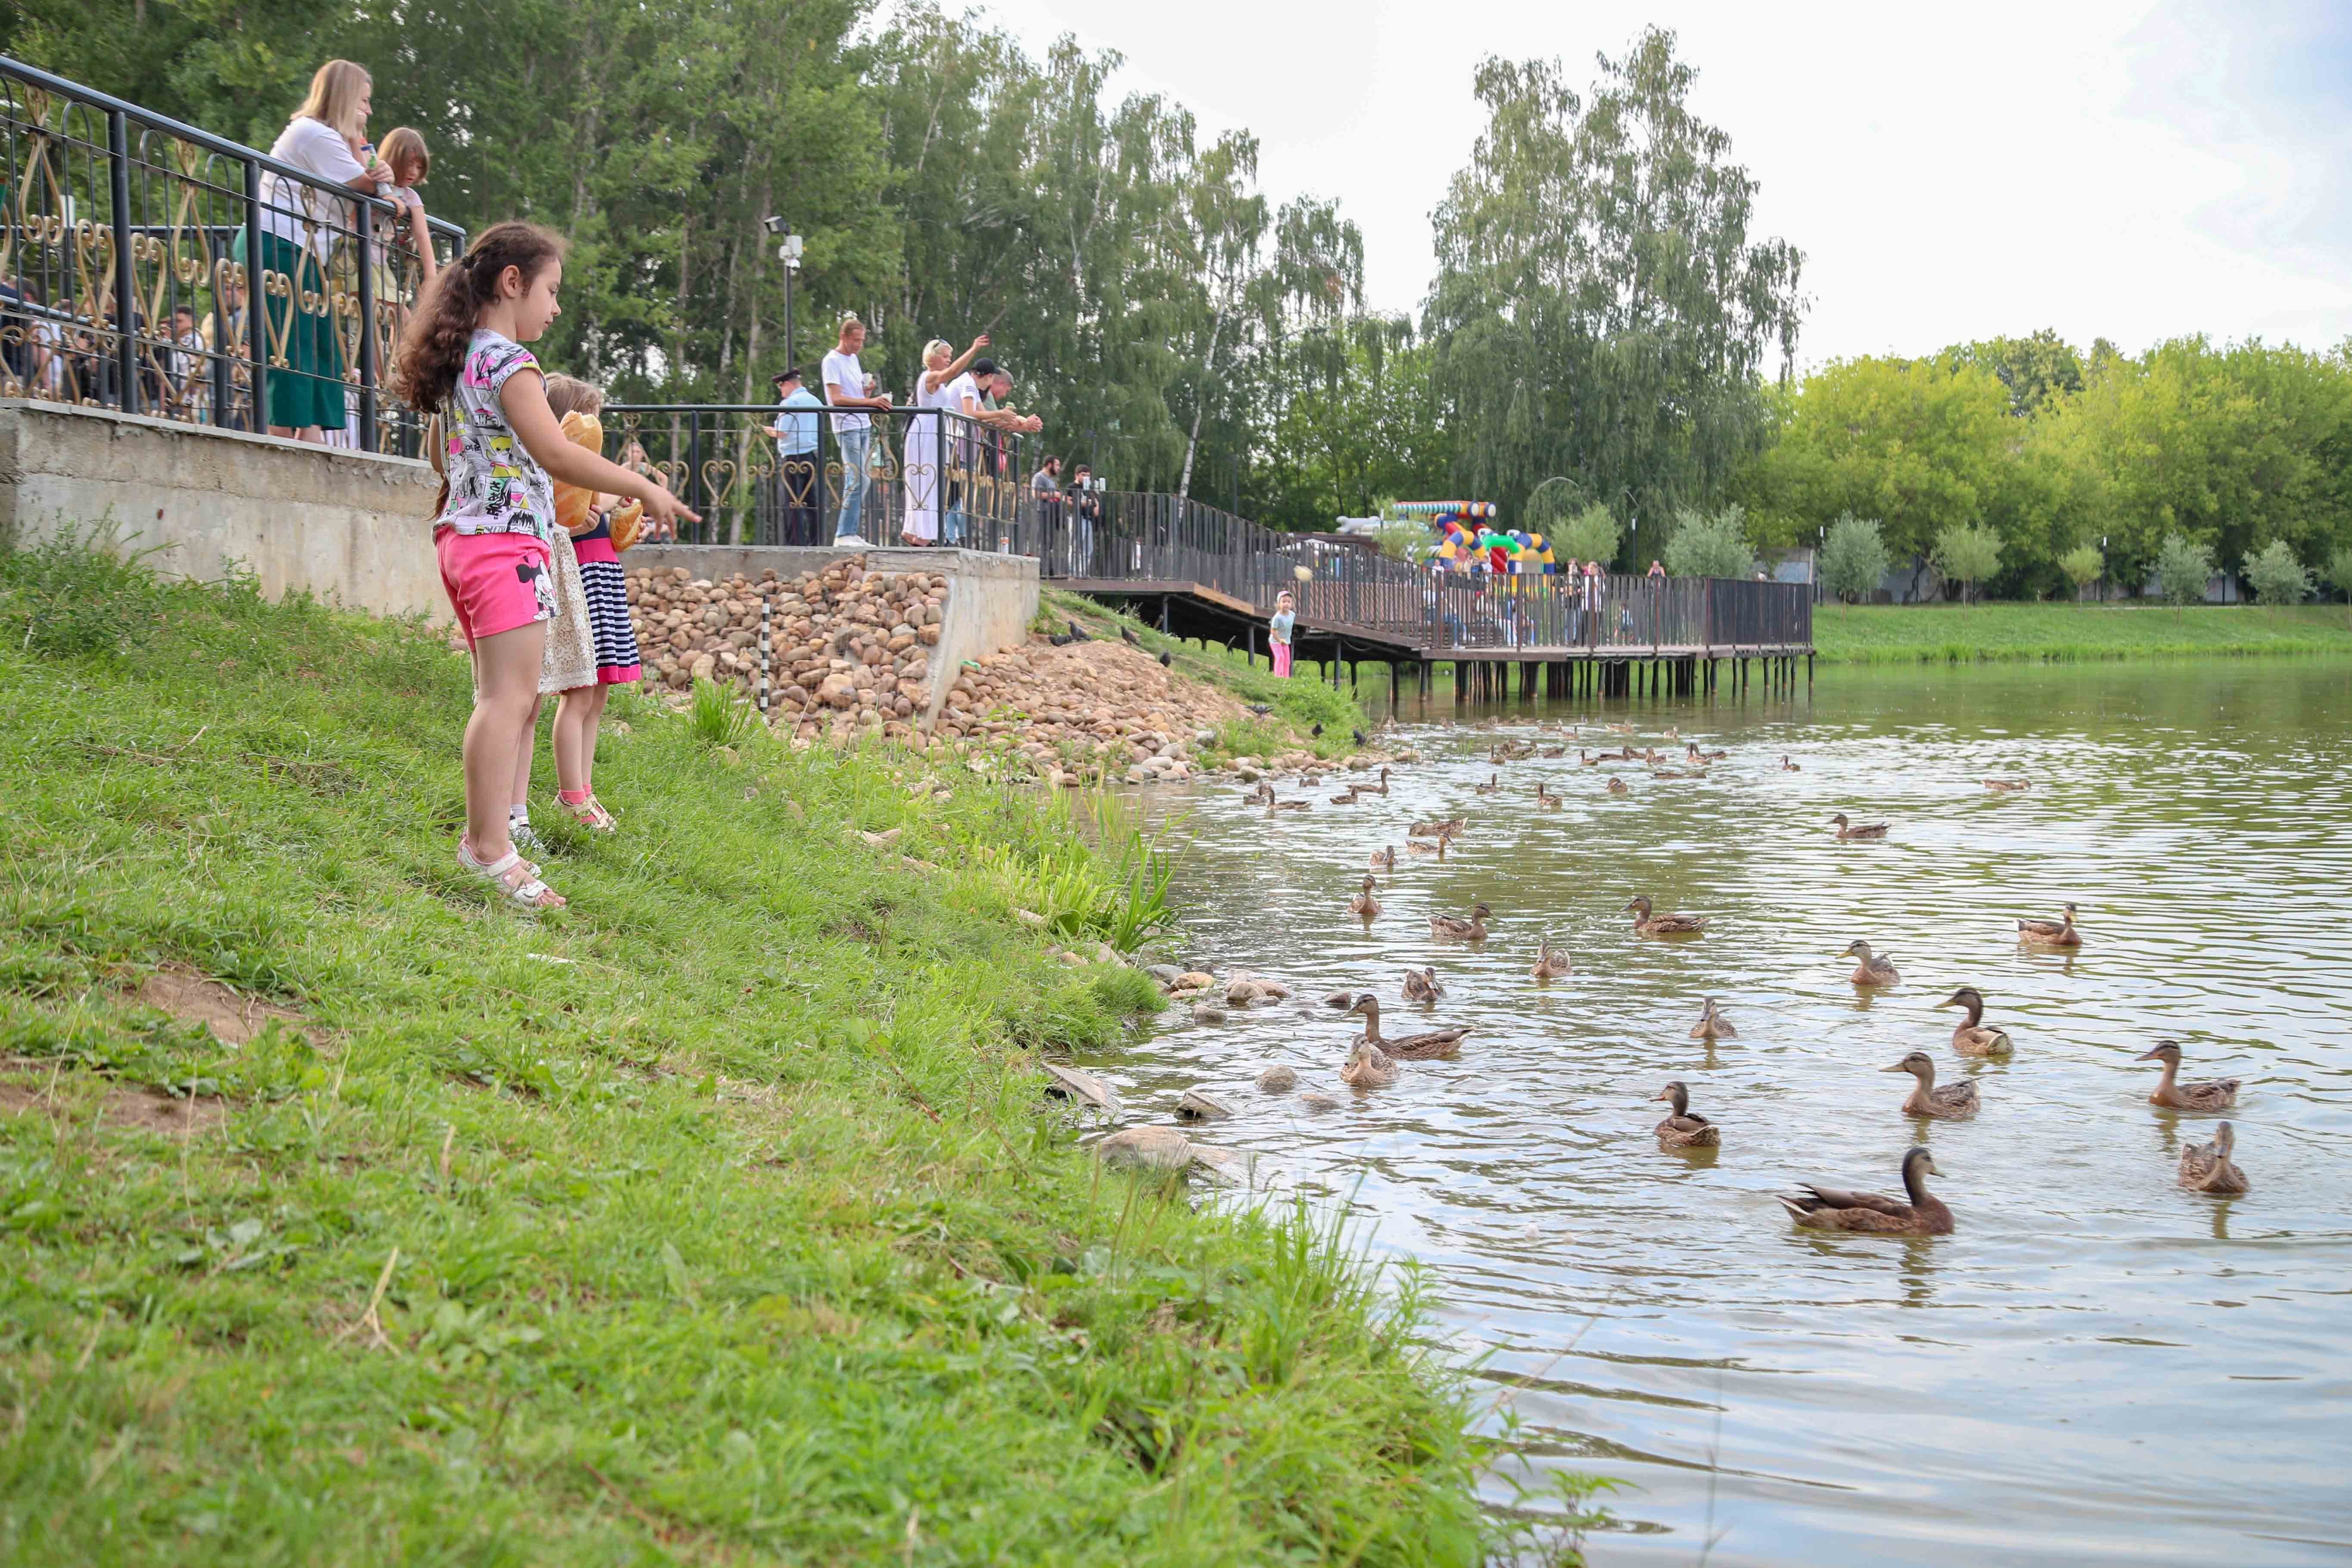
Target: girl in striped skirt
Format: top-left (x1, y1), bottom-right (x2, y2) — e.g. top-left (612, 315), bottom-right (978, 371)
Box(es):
top-left (543, 375), bottom-right (650, 832)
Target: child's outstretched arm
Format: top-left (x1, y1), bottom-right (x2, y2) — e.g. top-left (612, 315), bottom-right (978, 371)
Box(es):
top-left (501, 370), bottom-right (699, 529)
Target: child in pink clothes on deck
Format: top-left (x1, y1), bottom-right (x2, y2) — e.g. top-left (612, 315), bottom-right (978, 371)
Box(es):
top-left (1269, 591), bottom-right (1296, 678)
top-left (392, 221), bottom-right (695, 910)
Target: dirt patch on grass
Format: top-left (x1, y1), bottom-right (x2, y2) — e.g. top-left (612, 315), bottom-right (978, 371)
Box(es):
top-left (137, 964), bottom-right (313, 1045)
top-left (0, 1075), bottom-right (228, 1135)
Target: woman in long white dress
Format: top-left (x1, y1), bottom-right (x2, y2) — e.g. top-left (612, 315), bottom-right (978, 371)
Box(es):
top-left (904, 335), bottom-right (987, 545)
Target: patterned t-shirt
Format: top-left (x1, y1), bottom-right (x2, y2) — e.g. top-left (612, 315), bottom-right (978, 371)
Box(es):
top-left (435, 330), bottom-right (556, 540)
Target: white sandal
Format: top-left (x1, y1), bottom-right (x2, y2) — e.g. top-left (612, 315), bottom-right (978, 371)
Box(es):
top-left (552, 793), bottom-right (618, 832)
top-left (458, 837), bottom-right (566, 909)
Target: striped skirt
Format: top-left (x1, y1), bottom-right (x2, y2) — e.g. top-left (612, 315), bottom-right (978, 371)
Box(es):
top-left (579, 557), bottom-right (643, 685)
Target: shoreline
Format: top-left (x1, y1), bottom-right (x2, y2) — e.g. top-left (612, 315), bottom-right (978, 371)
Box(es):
top-left (1813, 602), bottom-right (2352, 665)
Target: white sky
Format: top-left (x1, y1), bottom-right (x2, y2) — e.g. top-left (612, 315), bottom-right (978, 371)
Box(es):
top-left (964, 0), bottom-right (2352, 367)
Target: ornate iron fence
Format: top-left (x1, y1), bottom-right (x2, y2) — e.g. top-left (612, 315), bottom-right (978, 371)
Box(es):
top-left (0, 54), bottom-right (464, 454)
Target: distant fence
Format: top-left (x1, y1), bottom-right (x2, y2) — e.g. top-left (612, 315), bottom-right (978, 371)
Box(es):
top-left (0, 55), bottom-right (466, 454)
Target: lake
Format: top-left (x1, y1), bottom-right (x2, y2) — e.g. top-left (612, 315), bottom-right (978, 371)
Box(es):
top-left (1111, 659), bottom-right (2352, 1566)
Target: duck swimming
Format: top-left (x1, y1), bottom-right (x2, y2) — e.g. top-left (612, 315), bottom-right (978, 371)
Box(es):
top-left (1531, 938), bottom-right (1571, 979)
top-left (1883, 1051), bottom-right (1979, 1119)
top-left (1347, 994), bottom-right (1468, 1059)
top-left (1781, 1147), bottom-right (1954, 1236)
top-left (1941, 986), bottom-right (2014, 1057)
top-left (1829, 812), bottom-right (1889, 841)
top-left (2016, 902), bottom-right (2082, 947)
top-left (1780, 756), bottom-right (1801, 772)
top-left (1429, 902), bottom-right (1493, 941)
top-left (1605, 777), bottom-right (1630, 795)
top-left (2135, 1039), bottom-right (2238, 1111)
top-left (1401, 966), bottom-right (1444, 1002)
top-left (2178, 1121), bottom-right (2249, 1193)
top-left (1339, 1040), bottom-right (1398, 1088)
top-left (1649, 1081), bottom-right (1720, 1148)
top-left (1842, 940), bottom-right (1900, 987)
top-left (1473, 772), bottom-right (1501, 795)
top-left (1534, 782), bottom-right (1564, 810)
top-left (1348, 873), bottom-right (1381, 920)
top-left (1624, 896), bottom-right (1707, 936)
top-left (1689, 997), bottom-right (1737, 1039)
top-left (1369, 845), bottom-right (1397, 872)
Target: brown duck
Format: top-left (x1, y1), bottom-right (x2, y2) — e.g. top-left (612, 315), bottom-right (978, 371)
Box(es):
top-left (1781, 1148), bottom-right (1954, 1236)
top-left (1884, 1051), bottom-right (1979, 1119)
top-left (1689, 997), bottom-right (1736, 1039)
top-left (1429, 902), bottom-right (1492, 941)
top-left (1649, 1081), bottom-right (1720, 1148)
top-left (1401, 966), bottom-right (1444, 1002)
top-left (1348, 873), bottom-right (1381, 920)
top-left (1940, 987), bottom-right (2014, 1057)
top-left (1625, 896), bottom-right (1707, 936)
top-left (1605, 777), bottom-right (1630, 795)
top-left (2178, 1121), bottom-right (2249, 1194)
top-left (1368, 845), bottom-right (1397, 872)
top-left (2016, 902), bottom-right (2082, 947)
top-left (1780, 756), bottom-right (1801, 772)
top-left (1347, 994), bottom-right (1468, 1059)
top-left (1339, 1040), bottom-right (1398, 1088)
top-left (1473, 772), bottom-right (1502, 795)
top-left (2135, 1040), bottom-right (2238, 1111)
top-left (1842, 940), bottom-right (1900, 987)
top-left (1530, 938), bottom-right (1572, 980)
top-left (1829, 812), bottom-right (1889, 840)
top-left (1534, 782), bottom-right (1564, 811)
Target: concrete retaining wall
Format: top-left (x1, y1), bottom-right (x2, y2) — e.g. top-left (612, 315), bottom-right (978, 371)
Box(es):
top-left (0, 399), bottom-right (446, 619)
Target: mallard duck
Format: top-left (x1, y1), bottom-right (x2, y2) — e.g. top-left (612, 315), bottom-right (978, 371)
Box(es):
top-left (1360, 766), bottom-right (1391, 796)
top-left (1428, 902), bottom-right (1492, 941)
top-left (1686, 743), bottom-right (1728, 763)
top-left (1689, 997), bottom-right (1736, 1039)
top-left (1534, 782), bottom-right (1563, 811)
top-left (1829, 812), bottom-right (1889, 840)
top-left (1339, 1040), bottom-right (1398, 1088)
top-left (1652, 766), bottom-right (1699, 780)
top-left (2178, 1121), bottom-right (2249, 1193)
top-left (1539, 745), bottom-right (1566, 759)
top-left (1605, 777), bottom-right (1630, 794)
top-left (1348, 873), bottom-right (1381, 920)
top-left (1578, 749), bottom-right (1599, 766)
top-left (1940, 987), bottom-right (2014, 1057)
top-left (1842, 940), bottom-right (1900, 987)
top-left (2016, 902), bottom-right (2082, 947)
top-left (1530, 937), bottom-right (1571, 979)
top-left (1328, 787), bottom-right (1364, 805)
top-left (1347, 994), bottom-right (1468, 1059)
top-left (1369, 845), bottom-right (1397, 872)
top-left (2135, 1040), bottom-right (2238, 1111)
top-left (1408, 816), bottom-right (1465, 838)
top-left (1624, 896), bottom-right (1706, 936)
top-left (1246, 780), bottom-right (1276, 806)
top-left (1270, 799), bottom-right (1311, 812)
top-left (1473, 772), bottom-right (1501, 795)
top-left (1607, 722), bottom-right (1634, 734)
top-left (1781, 756), bottom-right (1800, 772)
top-left (1401, 966), bottom-right (1443, 1002)
top-left (1649, 1081), bottom-right (1720, 1148)
top-left (1405, 837), bottom-right (1444, 857)
top-left (1983, 778), bottom-right (2030, 792)
top-left (1883, 1051), bottom-right (1979, 1119)
top-left (1780, 1147), bottom-right (1953, 1236)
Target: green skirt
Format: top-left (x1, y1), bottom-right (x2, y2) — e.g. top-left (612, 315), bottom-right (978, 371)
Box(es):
top-left (240, 228), bottom-right (348, 431)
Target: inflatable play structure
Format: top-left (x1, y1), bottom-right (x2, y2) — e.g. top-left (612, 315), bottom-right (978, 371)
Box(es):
top-left (1391, 500), bottom-right (1563, 576)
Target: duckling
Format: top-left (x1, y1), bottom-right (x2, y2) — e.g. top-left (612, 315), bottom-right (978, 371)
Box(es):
top-left (1689, 997), bottom-right (1736, 1039)
top-left (2016, 902), bottom-right (2082, 947)
top-left (1842, 940), bottom-right (1900, 987)
top-left (1883, 1050), bottom-right (1979, 1119)
top-left (1534, 782), bottom-right (1563, 810)
top-left (1780, 1147), bottom-right (1953, 1236)
top-left (1428, 902), bottom-right (1493, 942)
top-left (1347, 994), bottom-right (1468, 1059)
top-left (1605, 777), bottom-right (1630, 794)
top-left (1339, 1039), bottom-right (1399, 1088)
top-left (2135, 1039), bottom-right (2238, 1111)
top-left (1829, 812), bottom-right (1890, 841)
top-left (1780, 755), bottom-right (1800, 772)
top-left (1368, 845), bottom-right (1397, 872)
top-left (1983, 778), bottom-right (2030, 792)
top-left (1400, 966), bottom-right (1444, 1002)
top-left (1348, 873), bottom-right (1382, 921)
top-left (1624, 896), bottom-right (1707, 936)
top-left (1940, 986), bottom-right (2014, 1057)
top-left (1530, 937), bottom-right (1571, 980)
top-left (2178, 1121), bottom-right (2249, 1194)
top-left (1473, 772), bottom-right (1501, 795)
top-left (1649, 1081), bottom-right (1720, 1148)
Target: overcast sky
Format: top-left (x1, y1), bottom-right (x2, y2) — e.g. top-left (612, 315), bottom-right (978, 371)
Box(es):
top-left (964, 0), bottom-right (2352, 368)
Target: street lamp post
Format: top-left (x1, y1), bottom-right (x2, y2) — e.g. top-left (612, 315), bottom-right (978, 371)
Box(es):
top-left (761, 216), bottom-right (805, 372)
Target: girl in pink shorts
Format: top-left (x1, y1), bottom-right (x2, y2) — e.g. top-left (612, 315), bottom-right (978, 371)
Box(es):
top-left (393, 221), bottom-right (696, 909)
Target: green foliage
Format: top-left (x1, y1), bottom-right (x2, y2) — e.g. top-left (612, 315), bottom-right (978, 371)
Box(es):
top-left (1663, 504), bottom-right (1755, 579)
top-left (1551, 503), bottom-right (1623, 568)
top-left (1816, 600), bottom-right (2352, 662)
top-left (1818, 513), bottom-right (1891, 603)
top-left (1945, 328), bottom-right (2085, 416)
top-left (1931, 522), bottom-right (2004, 603)
top-left (2242, 539), bottom-right (2313, 606)
top-left (2155, 532), bottom-right (2216, 610)
top-left (2058, 543), bottom-right (2106, 594)
top-left (686, 676), bottom-right (753, 748)
top-left (2327, 547), bottom-right (2352, 617)
top-left (0, 520), bottom-right (161, 656)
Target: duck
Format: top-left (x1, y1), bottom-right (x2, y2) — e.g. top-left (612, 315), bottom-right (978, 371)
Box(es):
top-left (1320, 990), bottom-right (1354, 1009)
top-left (1246, 780), bottom-right (1276, 806)
top-left (1339, 1040), bottom-right (1399, 1088)
top-left (1401, 966), bottom-right (1444, 1002)
top-left (1689, 997), bottom-right (1736, 1039)
top-left (2178, 1121), bottom-right (2249, 1194)
top-left (1780, 756), bottom-right (1801, 772)
top-left (1578, 749), bottom-right (1600, 767)
top-left (1940, 986), bottom-right (2014, 1057)
top-left (1780, 1148), bottom-right (1954, 1236)
top-left (1429, 902), bottom-right (1493, 942)
top-left (1538, 745), bottom-right (1566, 759)
top-left (1328, 787), bottom-right (1364, 805)
top-left (1530, 938), bottom-right (1571, 980)
top-left (1651, 767), bottom-right (1699, 780)
top-left (1607, 722), bottom-right (1634, 734)
top-left (1649, 1081), bottom-right (1720, 1149)
top-left (1842, 940), bottom-right (1900, 987)
top-left (1347, 994), bottom-right (1468, 1059)
top-left (1829, 812), bottom-right (1889, 841)
top-left (1347, 873), bottom-right (1382, 920)
top-left (2135, 1039), bottom-right (2238, 1111)
top-left (1983, 778), bottom-right (2030, 792)
top-left (2016, 902), bottom-right (2082, 947)
top-left (1662, 727), bottom-right (1680, 740)
top-left (1361, 766), bottom-right (1391, 796)
top-left (1686, 743), bottom-right (1728, 763)
top-left (1605, 777), bottom-right (1630, 795)
top-left (1368, 845), bottom-right (1397, 873)
top-left (1405, 837), bottom-right (1445, 857)
top-left (1534, 782), bottom-right (1563, 811)
top-left (1624, 896), bottom-right (1707, 936)
top-left (1409, 817), bottom-right (1465, 838)
top-left (1883, 1051), bottom-right (1979, 1119)
top-left (1269, 798), bottom-right (1312, 812)
top-left (1473, 772), bottom-right (1502, 795)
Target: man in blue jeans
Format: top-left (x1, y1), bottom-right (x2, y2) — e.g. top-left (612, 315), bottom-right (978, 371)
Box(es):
top-left (822, 315), bottom-right (892, 545)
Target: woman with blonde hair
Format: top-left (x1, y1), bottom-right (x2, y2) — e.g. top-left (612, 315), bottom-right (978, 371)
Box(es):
top-left (249, 59), bottom-right (393, 441)
top-left (906, 332), bottom-right (988, 544)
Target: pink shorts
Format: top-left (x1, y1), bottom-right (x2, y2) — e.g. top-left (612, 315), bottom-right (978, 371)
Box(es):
top-left (434, 527), bottom-right (555, 650)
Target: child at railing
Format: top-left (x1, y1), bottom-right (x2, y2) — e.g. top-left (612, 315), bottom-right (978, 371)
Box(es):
top-left (1269, 591), bottom-right (1296, 678)
top-left (393, 221), bottom-right (696, 910)
top-left (541, 373), bottom-right (648, 833)
top-left (376, 127), bottom-right (439, 289)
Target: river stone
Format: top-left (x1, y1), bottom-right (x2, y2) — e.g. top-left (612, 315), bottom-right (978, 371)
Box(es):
top-left (1187, 1143), bottom-right (1262, 1185)
top-left (1095, 1126), bottom-right (1193, 1171)
top-left (1191, 1002), bottom-right (1229, 1025)
top-left (1176, 1090), bottom-right (1234, 1121)
top-left (1173, 971), bottom-right (1216, 990)
top-left (1300, 1092), bottom-right (1341, 1111)
top-left (1256, 1065), bottom-right (1297, 1092)
top-left (1040, 1063), bottom-right (1120, 1114)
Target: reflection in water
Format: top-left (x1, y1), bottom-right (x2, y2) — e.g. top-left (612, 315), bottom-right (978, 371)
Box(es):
top-left (1101, 660), bottom-right (2352, 1566)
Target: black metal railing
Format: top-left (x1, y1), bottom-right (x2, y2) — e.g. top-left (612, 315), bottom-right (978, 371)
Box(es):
top-left (0, 54), bottom-right (465, 454)
top-left (602, 403), bottom-right (1029, 548)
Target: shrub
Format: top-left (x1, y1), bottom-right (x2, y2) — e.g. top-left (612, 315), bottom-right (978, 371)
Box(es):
top-left (2242, 540), bottom-right (2312, 606)
top-left (1929, 523), bottom-right (2003, 604)
top-left (1662, 504), bottom-right (1754, 579)
top-left (1818, 513), bottom-right (1890, 603)
top-left (2057, 544), bottom-right (2104, 597)
top-left (0, 520), bottom-right (162, 656)
top-left (2328, 547), bottom-right (2352, 622)
top-left (1552, 502), bottom-right (1622, 569)
top-left (2154, 532), bottom-right (2215, 612)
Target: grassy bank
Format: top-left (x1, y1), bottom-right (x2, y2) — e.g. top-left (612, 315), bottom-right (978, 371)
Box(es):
top-left (0, 541), bottom-right (1537, 1564)
top-left (1816, 600), bottom-right (2352, 663)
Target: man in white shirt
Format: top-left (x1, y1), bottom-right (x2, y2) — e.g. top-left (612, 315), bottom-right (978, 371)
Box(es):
top-left (822, 316), bottom-right (891, 545)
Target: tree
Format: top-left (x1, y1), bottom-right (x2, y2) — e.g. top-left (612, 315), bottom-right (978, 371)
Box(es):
top-left (1931, 523), bottom-right (2003, 604)
top-left (1426, 29), bottom-right (1804, 528)
top-left (1818, 513), bottom-right (1890, 603)
top-left (2057, 543), bottom-right (2104, 600)
top-left (1552, 503), bottom-right (1622, 567)
top-left (2328, 547), bottom-right (2352, 625)
top-left (2154, 532), bottom-right (2214, 615)
top-left (2242, 540), bottom-right (2312, 606)
top-left (1664, 505), bottom-right (1754, 578)
top-left (1946, 328), bottom-right (2084, 417)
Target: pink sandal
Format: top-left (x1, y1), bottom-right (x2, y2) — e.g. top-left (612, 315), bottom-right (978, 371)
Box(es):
top-left (553, 793), bottom-right (617, 832)
top-left (458, 837), bottom-right (565, 909)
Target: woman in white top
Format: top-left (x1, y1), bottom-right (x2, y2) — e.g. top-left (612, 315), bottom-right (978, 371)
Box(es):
top-left (251, 60), bottom-right (393, 441)
top-left (903, 334), bottom-right (987, 545)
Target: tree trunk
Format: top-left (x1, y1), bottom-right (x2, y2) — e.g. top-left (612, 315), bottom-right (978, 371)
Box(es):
top-left (1176, 305), bottom-right (1226, 501)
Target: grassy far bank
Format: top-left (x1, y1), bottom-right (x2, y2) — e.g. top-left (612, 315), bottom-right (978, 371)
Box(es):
top-left (1815, 600), bottom-right (2352, 663)
top-left (0, 542), bottom-right (1571, 1565)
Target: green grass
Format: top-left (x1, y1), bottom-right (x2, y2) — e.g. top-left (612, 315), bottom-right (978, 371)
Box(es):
top-left (0, 541), bottom-right (1574, 1565)
top-left (1815, 600), bottom-right (2352, 663)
